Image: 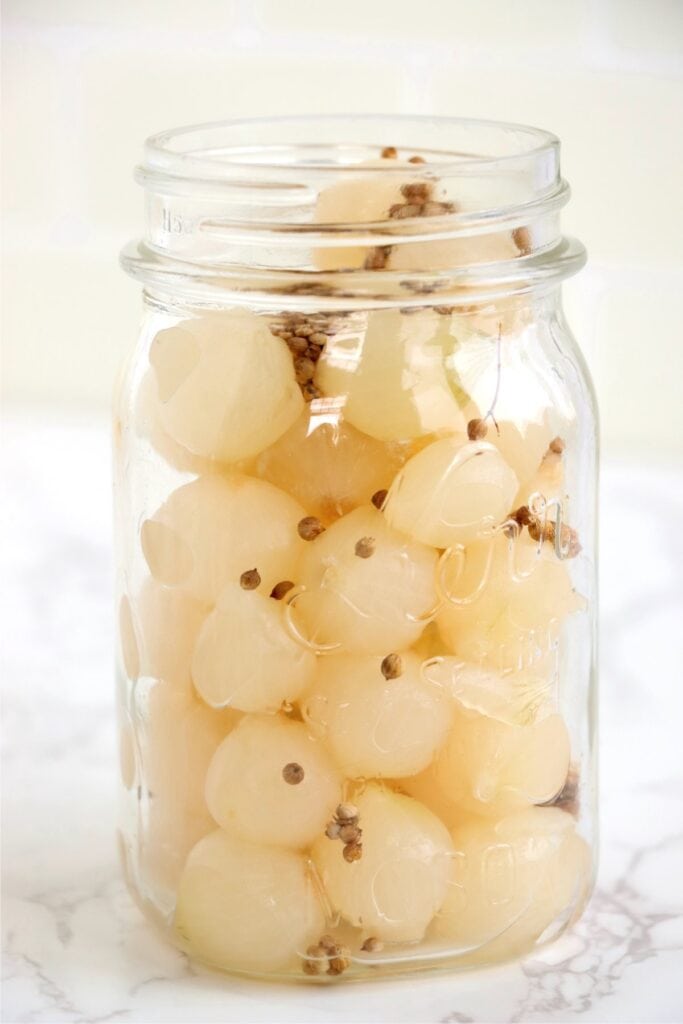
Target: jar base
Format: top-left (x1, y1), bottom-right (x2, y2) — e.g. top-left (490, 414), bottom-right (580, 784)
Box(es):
top-left (121, 837), bottom-right (594, 985)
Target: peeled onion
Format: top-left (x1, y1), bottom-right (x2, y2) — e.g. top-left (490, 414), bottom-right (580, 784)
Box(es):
top-left (205, 715), bottom-right (341, 848)
top-left (175, 830), bottom-right (324, 974)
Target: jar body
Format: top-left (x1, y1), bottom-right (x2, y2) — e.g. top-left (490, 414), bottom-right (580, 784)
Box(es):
top-left (114, 287), bottom-right (597, 980)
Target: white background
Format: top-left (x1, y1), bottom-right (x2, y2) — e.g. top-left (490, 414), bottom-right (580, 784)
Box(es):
top-left (2, 0), bottom-right (683, 460)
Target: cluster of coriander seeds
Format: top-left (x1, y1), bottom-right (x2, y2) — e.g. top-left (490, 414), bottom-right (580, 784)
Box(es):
top-left (303, 934), bottom-right (351, 977)
top-left (324, 802), bottom-right (363, 864)
top-left (269, 312), bottom-right (342, 403)
top-left (362, 148), bottom-right (456, 272)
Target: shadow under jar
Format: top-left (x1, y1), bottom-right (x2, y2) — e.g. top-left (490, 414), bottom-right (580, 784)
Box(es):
top-left (115, 115), bottom-right (598, 982)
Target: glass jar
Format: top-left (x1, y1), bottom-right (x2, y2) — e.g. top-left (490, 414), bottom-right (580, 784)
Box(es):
top-left (115, 116), bottom-right (597, 981)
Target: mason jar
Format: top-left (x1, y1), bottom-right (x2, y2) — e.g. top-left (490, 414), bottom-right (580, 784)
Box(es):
top-left (115, 115), bottom-right (597, 981)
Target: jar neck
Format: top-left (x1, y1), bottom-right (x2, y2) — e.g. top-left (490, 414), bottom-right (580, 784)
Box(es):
top-left (121, 116), bottom-right (585, 311)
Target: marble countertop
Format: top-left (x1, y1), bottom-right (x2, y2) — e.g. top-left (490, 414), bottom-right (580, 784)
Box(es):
top-left (2, 413), bottom-right (682, 1024)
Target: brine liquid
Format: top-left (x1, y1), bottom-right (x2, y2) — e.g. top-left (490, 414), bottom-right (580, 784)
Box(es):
top-left (116, 298), bottom-right (593, 981)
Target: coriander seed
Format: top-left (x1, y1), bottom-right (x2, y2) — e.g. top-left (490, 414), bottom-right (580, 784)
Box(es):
top-left (467, 417), bottom-right (488, 441)
top-left (513, 226), bottom-right (532, 254)
top-left (354, 536), bottom-right (376, 559)
top-left (364, 246), bottom-right (392, 270)
top-left (361, 937), bottom-right (384, 953)
top-left (302, 958), bottom-right (322, 976)
top-left (389, 202), bottom-right (422, 219)
top-left (527, 518), bottom-right (548, 544)
top-left (327, 951), bottom-right (351, 976)
top-left (512, 505), bottom-right (533, 527)
top-left (343, 841), bottom-right (363, 863)
top-left (287, 335), bottom-right (309, 355)
top-left (282, 762), bottom-right (304, 785)
top-left (294, 356), bottom-right (316, 384)
top-left (298, 516), bottom-right (325, 541)
top-left (270, 580), bottom-right (294, 600)
top-left (336, 802), bottom-right (358, 822)
top-left (239, 568), bottom-right (261, 590)
top-left (381, 653), bottom-right (403, 680)
top-left (400, 182), bottom-right (431, 202)
top-left (339, 823), bottom-right (361, 843)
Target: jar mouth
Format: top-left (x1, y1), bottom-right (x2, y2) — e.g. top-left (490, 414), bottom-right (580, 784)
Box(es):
top-left (142, 114), bottom-right (560, 177)
top-left (124, 115), bottom-right (585, 308)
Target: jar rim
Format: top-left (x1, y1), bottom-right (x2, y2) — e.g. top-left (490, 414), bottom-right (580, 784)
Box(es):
top-left (124, 114), bottom-right (585, 307)
top-left (142, 114), bottom-right (560, 180)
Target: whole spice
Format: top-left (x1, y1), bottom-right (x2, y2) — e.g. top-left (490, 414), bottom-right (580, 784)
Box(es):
top-left (294, 356), bottom-right (316, 385)
top-left (343, 842), bottom-right (363, 864)
top-left (354, 536), bottom-right (376, 559)
top-left (549, 436), bottom-right (566, 455)
top-left (325, 803), bottom-right (363, 863)
top-left (336, 802), bottom-right (359, 823)
top-left (327, 945), bottom-right (351, 976)
top-left (512, 226), bottom-right (532, 255)
top-left (282, 762), bottom-right (304, 785)
top-left (338, 823), bottom-right (361, 843)
top-left (381, 145), bottom-right (398, 159)
top-left (286, 334), bottom-right (309, 355)
top-left (401, 182), bottom-right (431, 203)
top-left (302, 942), bottom-right (326, 976)
top-left (527, 517), bottom-right (551, 545)
top-left (365, 168), bottom-right (458, 248)
top-left (364, 245), bottom-right (392, 270)
top-left (371, 488), bottom-right (388, 510)
top-left (302, 936), bottom-right (351, 977)
top-left (239, 568), bottom-right (261, 591)
top-left (270, 580), bottom-right (294, 600)
top-left (298, 516), bottom-right (325, 541)
top-left (467, 417), bottom-right (488, 441)
top-left (512, 504), bottom-right (581, 559)
top-left (269, 313), bottom-right (335, 401)
top-left (528, 518), bottom-right (582, 558)
top-left (511, 504), bottom-right (534, 527)
top-left (361, 937), bottom-right (384, 953)
top-left (302, 958), bottom-right (322, 976)
top-left (381, 653), bottom-right (403, 680)
top-left (302, 382), bottom-right (322, 402)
